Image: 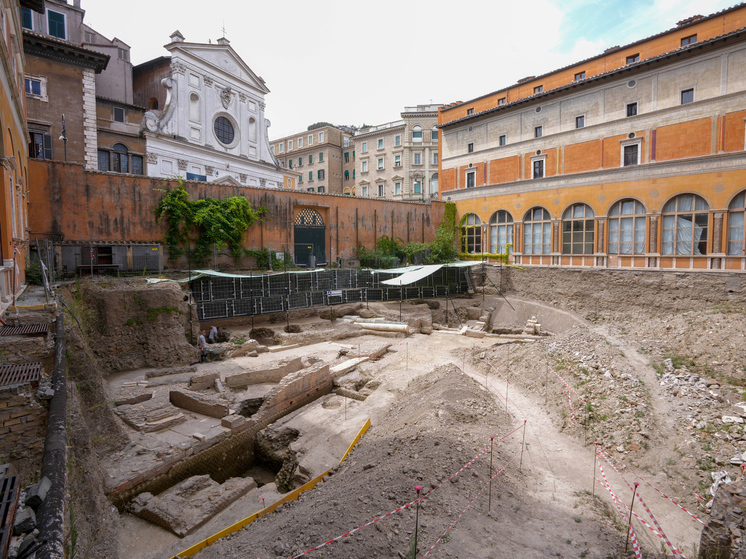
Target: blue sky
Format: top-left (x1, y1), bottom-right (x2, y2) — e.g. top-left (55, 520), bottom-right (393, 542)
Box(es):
top-left (82, 0), bottom-right (740, 139)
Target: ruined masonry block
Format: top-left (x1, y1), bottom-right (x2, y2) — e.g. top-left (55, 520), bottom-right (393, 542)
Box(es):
top-left (13, 506), bottom-right (35, 536)
top-left (170, 389), bottom-right (230, 419)
top-left (114, 393), bottom-right (153, 406)
top-left (189, 371), bottom-right (219, 391)
top-left (256, 362), bottom-right (331, 420)
top-left (129, 475), bottom-right (257, 537)
top-left (464, 329), bottom-right (485, 338)
top-left (224, 356), bottom-right (304, 389)
top-left (220, 414), bottom-right (247, 430)
top-left (11, 407), bottom-right (43, 420)
top-left (25, 476), bottom-right (51, 510)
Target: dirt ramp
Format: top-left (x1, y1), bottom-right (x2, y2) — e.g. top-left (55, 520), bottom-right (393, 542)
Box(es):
top-left (491, 296), bottom-right (585, 333)
top-left (83, 281), bottom-right (197, 372)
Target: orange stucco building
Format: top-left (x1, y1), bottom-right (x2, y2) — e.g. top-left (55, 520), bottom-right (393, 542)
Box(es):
top-left (0, 1), bottom-right (45, 305)
top-left (438, 4), bottom-right (746, 272)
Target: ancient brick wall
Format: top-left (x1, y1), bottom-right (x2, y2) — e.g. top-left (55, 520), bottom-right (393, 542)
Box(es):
top-left (27, 160), bottom-right (445, 265)
top-left (108, 361), bottom-right (337, 508)
top-left (0, 385), bottom-right (48, 477)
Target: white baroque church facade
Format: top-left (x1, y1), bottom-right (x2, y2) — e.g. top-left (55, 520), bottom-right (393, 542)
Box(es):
top-left (140, 31), bottom-right (284, 188)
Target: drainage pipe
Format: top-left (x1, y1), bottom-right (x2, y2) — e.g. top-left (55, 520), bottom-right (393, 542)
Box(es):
top-left (36, 313), bottom-right (67, 559)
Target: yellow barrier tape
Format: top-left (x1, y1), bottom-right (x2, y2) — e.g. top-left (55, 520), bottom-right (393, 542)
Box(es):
top-left (339, 417), bottom-right (371, 463)
top-left (172, 417), bottom-right (371, 559)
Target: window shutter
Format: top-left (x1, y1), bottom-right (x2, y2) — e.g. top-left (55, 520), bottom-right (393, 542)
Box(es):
top-left (43, 134), bottom-right (53, 160)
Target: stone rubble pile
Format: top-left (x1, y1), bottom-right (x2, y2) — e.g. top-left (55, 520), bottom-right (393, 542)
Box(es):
top-left (699, 474), bottom-right (746, 559)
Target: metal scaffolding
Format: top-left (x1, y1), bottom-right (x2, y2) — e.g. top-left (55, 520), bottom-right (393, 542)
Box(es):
top-left (191, 267), bottom-right (470, 320)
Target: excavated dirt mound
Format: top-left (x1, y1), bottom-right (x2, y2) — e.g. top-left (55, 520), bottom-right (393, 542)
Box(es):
top-left (195, 365), bottom-right (627, 559)
top-left (79, 280), bottom-right (197, 372)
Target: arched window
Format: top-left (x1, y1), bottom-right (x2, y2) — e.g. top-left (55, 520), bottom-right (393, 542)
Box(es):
top-left (112, 143), bottom-right (128, 173)
top-left (412, 125), bottom-right (423, 142)
top-left (460, 214), bottom-right (482, 254)
top-left (523, 207), bottom-right (551, 254)
top-left (608, 199), bottom-right (646, 254)
top-left (189, 93), bottom-right (200, 123)
top-left (431, 125), bottom-right (438, 142)
top-left (562, 204), bottom-right (595, 255)
top-left (489, 211), bottom-right (513, 254)
top-left (662, 194), bottom-right (709, 255)
top-left (430, 173), bottom-right (438, 195)
top-left (295, 208), bottom-right (324, 226)
top-left (344, 170), bottom-right (349, 180)
top-left (727, 191), bottom-right (745, 255)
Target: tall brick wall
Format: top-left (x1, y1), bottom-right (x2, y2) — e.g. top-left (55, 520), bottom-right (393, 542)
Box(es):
top-left (28, 160), bottom-right (445, 264)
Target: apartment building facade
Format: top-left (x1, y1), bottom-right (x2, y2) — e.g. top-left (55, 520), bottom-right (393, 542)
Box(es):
top-left (355, 105), bottom-right (441, 201)
top-left (439, 4), bottom-right (746, 272)
top-left (354, 120), bottom-right (404, 199)
top-left (270, 125), bottom-right (352, 195)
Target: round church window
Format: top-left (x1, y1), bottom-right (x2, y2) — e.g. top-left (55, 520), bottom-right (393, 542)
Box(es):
top-left (214, 116), bottom-right (235, 145)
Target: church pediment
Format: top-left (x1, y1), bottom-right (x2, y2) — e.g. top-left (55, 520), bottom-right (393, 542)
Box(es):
top-left (210, 174), bottom-right (242, 186)
top-left (168, 43), bottom-right (270, 94)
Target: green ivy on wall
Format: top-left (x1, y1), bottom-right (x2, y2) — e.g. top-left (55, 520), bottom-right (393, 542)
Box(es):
top-left (154, 180), bottom-right (268, 266)
top-left (429, 201), bottom-right (457, 263)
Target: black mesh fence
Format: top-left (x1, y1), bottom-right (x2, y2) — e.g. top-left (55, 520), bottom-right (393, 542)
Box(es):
top-left (191, 268), bottom-right (471, 320)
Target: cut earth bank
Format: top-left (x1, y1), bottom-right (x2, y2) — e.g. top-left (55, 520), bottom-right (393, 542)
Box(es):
top-left (62, 267), bottom-right (746, 559)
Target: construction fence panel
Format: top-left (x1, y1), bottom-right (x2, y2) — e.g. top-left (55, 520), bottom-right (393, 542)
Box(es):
top-left (192, 267), bottom-right (472, 321)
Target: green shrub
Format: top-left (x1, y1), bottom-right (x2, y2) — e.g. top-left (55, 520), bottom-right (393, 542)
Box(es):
top-left (25, 262), bottom-right (43, 285)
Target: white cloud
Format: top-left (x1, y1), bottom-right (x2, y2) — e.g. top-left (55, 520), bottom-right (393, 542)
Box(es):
top-left (80, 0), bottom-right (739, 139)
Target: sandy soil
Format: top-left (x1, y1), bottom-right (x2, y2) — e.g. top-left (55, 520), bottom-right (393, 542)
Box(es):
top-left (107, 293), bottom-right (746, 559)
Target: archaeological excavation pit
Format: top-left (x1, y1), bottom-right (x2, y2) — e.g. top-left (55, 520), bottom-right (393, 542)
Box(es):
top-left (101, 315), bottom-right (401, 546)
top-left (60, 263), bottom-right (585, 559)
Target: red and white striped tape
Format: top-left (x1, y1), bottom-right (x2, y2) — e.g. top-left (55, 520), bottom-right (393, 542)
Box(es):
top-left (693, 492), bottom-right (709, 512)
top-left (290, 424), bottom-right (524, 558)
top-left (597, 461), bottom-right (662, 539)
top-left (628, 524), bottom-right (643, 559)
top-left (599, 448), bottom-right (704, 525)
top-left (635, 491), bottom-right (685, 558)
top-left (597, 450), bottom-right (690, 557)
top-left (484, 356), bottom-right (539, 390)
top-left (547, 362), bottom-right (586, 402)
top-left (595, 464), bottom-right (644, 559)
top-left (421, 449), bottom-right (520, 558)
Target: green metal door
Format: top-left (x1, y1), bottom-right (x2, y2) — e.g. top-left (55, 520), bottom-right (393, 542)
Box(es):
top-left (294, 208), bottom-right (326, 266)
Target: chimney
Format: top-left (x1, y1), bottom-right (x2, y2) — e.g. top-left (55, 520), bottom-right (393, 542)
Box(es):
top-left (677, 14), bottom-right (704, 27)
